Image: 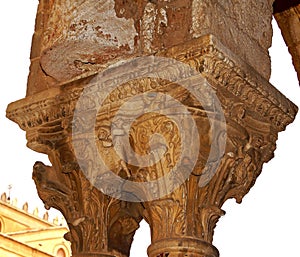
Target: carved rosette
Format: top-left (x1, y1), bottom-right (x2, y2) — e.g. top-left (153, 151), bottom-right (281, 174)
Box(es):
top-left (6, 35), bottom-right (297, 257)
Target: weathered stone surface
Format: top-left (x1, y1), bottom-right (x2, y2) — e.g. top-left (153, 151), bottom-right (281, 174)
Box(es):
top-left (27, 0), bottom-right (275, 96)
top-left (40, 0), bottom-right (136, 82)
top-left (191, 0), bottom-right (274, 79)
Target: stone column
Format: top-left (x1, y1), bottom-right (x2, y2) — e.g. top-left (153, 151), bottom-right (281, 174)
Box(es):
top-left (6, 1), bottom-right (297, 257)
top-left (273, 0), bottom-right (300, 82)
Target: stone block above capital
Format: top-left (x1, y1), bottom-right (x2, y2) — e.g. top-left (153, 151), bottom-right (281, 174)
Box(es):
top-left (26, 0), bottom-right (275, 96)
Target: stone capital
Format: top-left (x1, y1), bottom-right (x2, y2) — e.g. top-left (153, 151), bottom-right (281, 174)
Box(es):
top-left (7, 33), bottom-right (297, 257)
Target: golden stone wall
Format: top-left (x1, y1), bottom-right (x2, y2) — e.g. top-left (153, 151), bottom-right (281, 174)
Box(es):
top-left (0, 193), bottom-right (71, 257)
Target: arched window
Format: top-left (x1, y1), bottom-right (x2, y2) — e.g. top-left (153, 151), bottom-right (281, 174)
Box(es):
top-left (56, 248), bottom-right (66, 257)
top-left (0, 217), bottom-right (4, 233)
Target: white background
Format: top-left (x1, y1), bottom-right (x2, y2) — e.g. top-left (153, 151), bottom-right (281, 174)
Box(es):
top-left (0, 1), bottom-right (299, 256)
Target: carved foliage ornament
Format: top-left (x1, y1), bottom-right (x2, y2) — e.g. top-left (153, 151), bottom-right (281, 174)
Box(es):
top-left (6, 35), bottom-right (297, 257)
